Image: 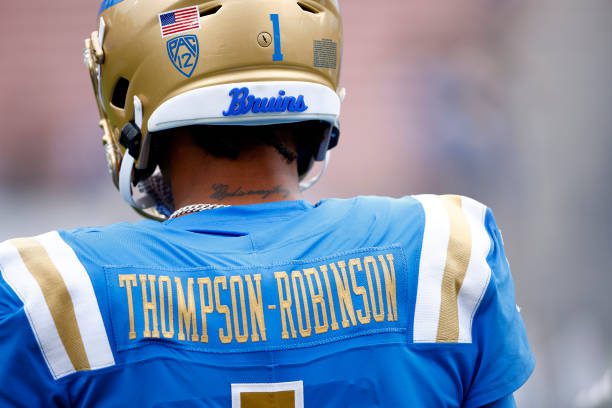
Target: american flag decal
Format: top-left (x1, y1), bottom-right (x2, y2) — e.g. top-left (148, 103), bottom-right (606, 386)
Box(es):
top-left (159, 6), bottom-right (200, 38)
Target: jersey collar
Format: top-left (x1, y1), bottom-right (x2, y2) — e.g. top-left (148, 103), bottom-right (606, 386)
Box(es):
top-left (163, 200), bottom-right (315, 232)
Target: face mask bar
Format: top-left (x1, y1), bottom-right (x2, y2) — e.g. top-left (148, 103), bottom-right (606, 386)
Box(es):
top-left (84, 18), bottom-right (122, 188)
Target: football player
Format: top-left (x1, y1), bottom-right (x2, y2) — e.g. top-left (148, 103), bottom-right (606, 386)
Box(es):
top-left (0, 0), bottom-right (534, 407)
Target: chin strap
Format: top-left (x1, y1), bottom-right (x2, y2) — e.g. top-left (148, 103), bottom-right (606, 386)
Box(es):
top-left (299, 151), bottom-right (330, 192)
top-left (118, 142), bottom-right (159, 210)
top-left (300, 123), bottom-right (335, 192)
top-left (119, 96), bottom-right (156, 210)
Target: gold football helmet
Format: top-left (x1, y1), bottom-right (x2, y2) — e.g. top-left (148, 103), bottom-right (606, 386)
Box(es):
top-left (85, 0), bottom-right (343, 219)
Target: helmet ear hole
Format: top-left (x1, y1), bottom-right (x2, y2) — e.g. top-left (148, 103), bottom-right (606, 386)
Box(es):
top-left (297, 2), bottom-right (321, 14)
top-left (199, 3), bottom-right (222, 17)
top-left (111, 77), bottom-right (130, 109)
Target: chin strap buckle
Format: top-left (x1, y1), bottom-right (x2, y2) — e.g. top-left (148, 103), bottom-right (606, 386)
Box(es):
top-left (118, 96), bottom-right (155, 210)
top-left (119, 122), bottom-right (142, 159)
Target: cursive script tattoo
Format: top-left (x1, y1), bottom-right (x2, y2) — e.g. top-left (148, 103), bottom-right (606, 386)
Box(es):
top-left (210, 184), bottom-right (291, 201)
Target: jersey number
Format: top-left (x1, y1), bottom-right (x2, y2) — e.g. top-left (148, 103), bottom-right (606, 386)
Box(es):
top-left (232, 381), bottom-right (304, 408)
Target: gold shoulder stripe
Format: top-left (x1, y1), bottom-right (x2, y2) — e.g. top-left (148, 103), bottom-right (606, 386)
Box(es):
top-left (436, 195), bottom-right (472, 343)
top-left (10, 238), bottom-right (90, 371)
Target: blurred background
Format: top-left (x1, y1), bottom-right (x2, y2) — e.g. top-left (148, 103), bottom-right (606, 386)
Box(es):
top-left (1, 0), bottom-right (611, 406)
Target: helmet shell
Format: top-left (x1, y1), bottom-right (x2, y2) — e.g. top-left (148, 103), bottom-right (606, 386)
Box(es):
top-left (98, 0), bottom-right (342, 167)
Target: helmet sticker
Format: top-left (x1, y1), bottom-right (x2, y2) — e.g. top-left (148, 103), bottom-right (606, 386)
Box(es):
top-left (269, 14), bottom-right (284, 62)
top-left (222, 88), bottom-right (308, 116)
top-left (159, 6), bottom-right (201, 38)
top-left (167, 35), bottom-right (200, 78)
top-left (313, 39), bottom-right (338, 69)
top-left (99, 0), bottom-right (124, 14)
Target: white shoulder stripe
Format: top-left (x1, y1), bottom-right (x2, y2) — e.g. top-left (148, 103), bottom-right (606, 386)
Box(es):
top-left (457, 197), bottom-right (492, 342)
top-left (36, 232), bottom-right (115, 372)
top-left (413, 195), bottom-right (493, 343)
top-left (0, 240), bottom-right (74, 378)
top-left (413, 195), bottom-right (450, 342)
top-left (0, 232), bottom-right (114, 379)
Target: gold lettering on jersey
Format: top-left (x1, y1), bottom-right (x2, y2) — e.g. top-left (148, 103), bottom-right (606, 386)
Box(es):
top-left (197, 277), bottom-right (214, 343)
top-left (380, 254), bottom-right (398, 322)
top-left (230, 275), bottom-right (249, 343)
top-left (245, 274), bottom-right (267, 342)
top-left (364, 256), bottom-right (385, 323)
top-left (175, 277), bottom-right (199, 342)
top-left (319, 265), bottom-right (340, 331)
top-left (304, 267), bottom-right (329, 334)
top-left (349, 258), bottom-right (371, 325)
top-left (214, 276), bottom-right (233, 344)
top-left (291, 271), bottom-right (312, 338)
top-left (159, 276), bottom-right (175, 338)
top-left (274, 271), bottom-right (297, 339)
top-left (117, 252), bottom-right (400, 346)
top-left (330, 261), bottom-right (357, 328)
top-left (118, 274), bottom-right (138, 340)
top-left (139, 274), bottom-right (161, 338)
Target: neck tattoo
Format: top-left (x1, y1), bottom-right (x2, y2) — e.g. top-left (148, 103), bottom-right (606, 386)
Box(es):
top-left (169, 184), bottom-right (292, 219)
top-left (209, 184), bottom-right (291, 201)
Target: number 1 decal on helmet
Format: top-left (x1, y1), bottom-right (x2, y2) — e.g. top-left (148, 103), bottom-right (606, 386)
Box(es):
top-left (270, 14), bottom-right (284, 62)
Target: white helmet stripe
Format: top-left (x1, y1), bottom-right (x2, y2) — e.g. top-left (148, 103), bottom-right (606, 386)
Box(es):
top-left (148, 81), bottom-right (341, 132)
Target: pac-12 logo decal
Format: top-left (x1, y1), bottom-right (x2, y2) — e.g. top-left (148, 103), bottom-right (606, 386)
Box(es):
top-left (166, 35), bottom-right (199, 78)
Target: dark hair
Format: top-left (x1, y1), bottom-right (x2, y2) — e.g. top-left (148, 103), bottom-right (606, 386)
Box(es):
top-left (190, 123), bottom-right (298, 163)
top-left (154, 121), bottom-right (328, 176)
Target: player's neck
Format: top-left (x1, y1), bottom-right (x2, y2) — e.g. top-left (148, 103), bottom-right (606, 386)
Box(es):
top-left (166, 135), bottom-right (302, 209)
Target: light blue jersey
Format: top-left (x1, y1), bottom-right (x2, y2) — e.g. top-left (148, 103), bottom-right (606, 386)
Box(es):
top-left (0, 196), bottom-right (534, 407)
